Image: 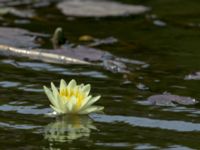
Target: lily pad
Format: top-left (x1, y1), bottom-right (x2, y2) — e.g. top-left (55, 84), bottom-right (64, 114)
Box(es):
top-left (57, 0), bottom-right (149, 17)
top-left (0, 7), bottom-right (34, 18)
top-left (185, 72), bottom-right (200, 80)
top-left (50, 45), bottom-right (146, 73)
top-left (0, 43), bottom-right (147, 73)
top-left (0, 27), bottom-right (48, 48)
top-left (140, 93), bottom-right (197, 106)
top-left (51, 45), bottom-right (109, 62)
top-left (0, 0), bottom-right (53, 8)
top-left (0, 27), bottom-right (146, 73)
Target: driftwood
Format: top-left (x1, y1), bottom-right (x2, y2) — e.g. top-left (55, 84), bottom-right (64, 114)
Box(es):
top-left (0, 44), bottom-right (149, 73)
top-left (0, 27), bottom-right (148, 73)
top-left (0, 44), bottom-right (90, 65)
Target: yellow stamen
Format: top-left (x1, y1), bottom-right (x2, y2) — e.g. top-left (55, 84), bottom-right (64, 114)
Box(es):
top-left (59, 87), bottom-right (85, 109)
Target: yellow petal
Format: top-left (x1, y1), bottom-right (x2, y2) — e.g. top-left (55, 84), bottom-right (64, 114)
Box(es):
top-left (44, 86), bottom-right (58, 108)
top-left (51, 82), bottom-right (59, 98)
top-left (83, 95), bottom-right (101, 109)
top-left (79, 95), bottom-right (92, 109)
top-left (60, 79), bottom-right (67, 93)
top-left (67, 96), bottom-right (77, 112)
top-left (79, 106), bottom-right (104, 114)
top-left (50, 105), bottom-right (63, 114)
top-left (82, 84), bottom-right (91, 96)
top-left (56, 94), bottom-right (66, 113)
top-left (68, 79), bottom-right (77, 90)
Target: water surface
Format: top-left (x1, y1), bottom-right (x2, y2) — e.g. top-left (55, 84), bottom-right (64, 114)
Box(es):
top-left (0, 0), bottom-right (200, 149)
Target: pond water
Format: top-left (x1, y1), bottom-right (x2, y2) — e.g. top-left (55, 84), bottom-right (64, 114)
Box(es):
top-left (1, 0), bottom-right (200, 149)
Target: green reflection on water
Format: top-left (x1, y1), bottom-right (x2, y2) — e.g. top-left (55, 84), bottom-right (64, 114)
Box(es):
top-left (44, 115), bottom-right (96, 142)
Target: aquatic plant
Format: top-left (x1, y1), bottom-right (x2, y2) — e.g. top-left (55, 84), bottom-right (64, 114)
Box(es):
top-left (44, 79), bottom-right (104, 115)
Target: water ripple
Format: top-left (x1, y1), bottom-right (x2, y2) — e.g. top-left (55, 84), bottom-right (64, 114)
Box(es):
top-left (1, 59), bottom-right (107, 78)
top-left (92, 114), bottom-right (200, 132)
top-left (0, 121), bottom-right (41, 130)
top-left (0, 81), bottom-right (20, 88)
top-left (0, 104), bottom-right (50, 115)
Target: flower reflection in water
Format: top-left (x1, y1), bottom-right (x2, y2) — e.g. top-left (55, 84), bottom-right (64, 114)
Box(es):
top-left (44, 115), bottom-right (97, 142)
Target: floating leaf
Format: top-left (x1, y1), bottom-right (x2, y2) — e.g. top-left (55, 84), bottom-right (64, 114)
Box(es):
top-left (0, 27), bottom-right (48, 48)
top-left (140, 93), bottom-right (197, 106)
top-left (57, 0), bottom-right (149, 17)
top-left (0, 7), bottom-right (35, 18)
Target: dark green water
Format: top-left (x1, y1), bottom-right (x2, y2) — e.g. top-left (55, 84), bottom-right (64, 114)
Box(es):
top-left (1, 0), bottom-right (200, 149)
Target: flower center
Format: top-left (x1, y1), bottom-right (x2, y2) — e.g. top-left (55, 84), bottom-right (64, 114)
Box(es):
top-left (60, 88), bottom-right (85, 109)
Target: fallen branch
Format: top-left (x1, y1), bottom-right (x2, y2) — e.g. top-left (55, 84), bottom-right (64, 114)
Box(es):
top-left (0, 44), bottom-right (90, 65)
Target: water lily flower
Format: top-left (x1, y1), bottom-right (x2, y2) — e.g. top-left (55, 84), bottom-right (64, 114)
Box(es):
top-left (43, 79), bottom-right (104, 115)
